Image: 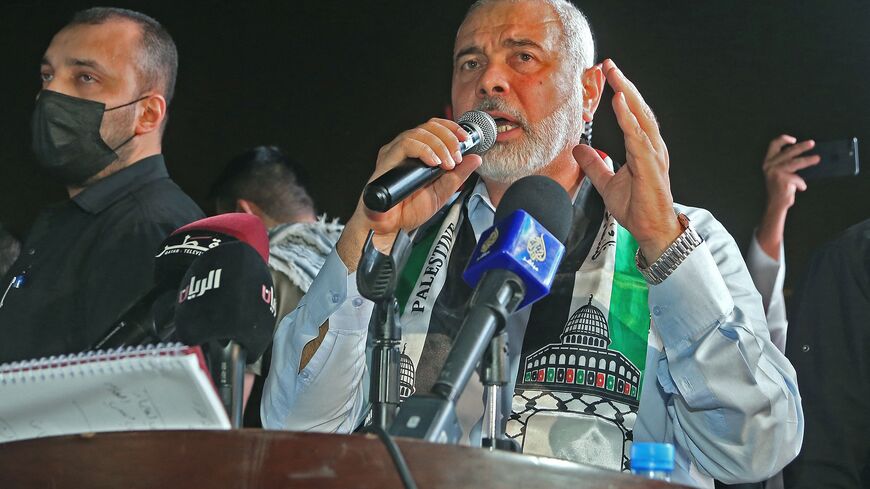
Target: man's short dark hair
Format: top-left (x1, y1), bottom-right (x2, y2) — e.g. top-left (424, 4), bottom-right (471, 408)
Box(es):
top-left (210, 146), bottom-right (316, 223)
top-left (67, 7), bottom-right (178, 106)
top-left (0, 226), bottom-right (21, 279)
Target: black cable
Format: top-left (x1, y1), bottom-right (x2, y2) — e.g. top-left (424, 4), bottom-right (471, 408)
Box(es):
top-left (361, 425), bottom-right (418, 489)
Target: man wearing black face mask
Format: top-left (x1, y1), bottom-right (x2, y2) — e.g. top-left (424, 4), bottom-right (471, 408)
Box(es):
top-left (0, 8), bottom-right (202, 363)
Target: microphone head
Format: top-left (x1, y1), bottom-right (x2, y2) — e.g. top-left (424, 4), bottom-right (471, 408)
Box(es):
top-left (154, 229), bottom-right (239, 287)
top-left (458, 110), bottom-right (498, 155)
top-left (463, 176), bottom-right (572, 309)
top-left (174, 241), bottom-right (277, 362)
top-left (172, 213), bottom-right (270, 263)
top-left (153, 213), bottom-right (270, 288)
top-left (494, 175), bottom-right (573, 244)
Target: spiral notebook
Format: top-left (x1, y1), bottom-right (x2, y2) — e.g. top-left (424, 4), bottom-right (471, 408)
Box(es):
top-left (0, 344), bottom-right (230, 443)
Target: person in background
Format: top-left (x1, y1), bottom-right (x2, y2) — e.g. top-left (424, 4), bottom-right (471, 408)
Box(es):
top-left (0, 7), bottom-right (202, 363)
top-left (783, 218), bottom-right (870, 489)
top-left (720, 136), bottom-right (819, 489)
top-left (741, 135), bottom-right (867, 488)
top-left (210, 145), bottom-right (342, 426)
top-left (746, 135), bottom-right (820, 352)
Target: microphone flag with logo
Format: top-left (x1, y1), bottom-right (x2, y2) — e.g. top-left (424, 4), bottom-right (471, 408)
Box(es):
top-left (174, 241), bottom-right (275, 362)
top-left (155, 213), bottom-right (270, 284)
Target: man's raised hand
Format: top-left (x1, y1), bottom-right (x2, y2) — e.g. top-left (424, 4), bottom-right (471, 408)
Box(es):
top-left (573, 59), bottom-right (681, 263)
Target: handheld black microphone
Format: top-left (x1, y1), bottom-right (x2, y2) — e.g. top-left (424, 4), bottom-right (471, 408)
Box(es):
top-left (362, 110), bottom-right (498, 213)
top-left (389, 175), bottom-right (573, 443)
top-left (174, 241), bottom-right (276, 427)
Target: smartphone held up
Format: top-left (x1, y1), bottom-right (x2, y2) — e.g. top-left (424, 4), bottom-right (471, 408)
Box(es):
top-left (795, 137), bottom-right (860, 180)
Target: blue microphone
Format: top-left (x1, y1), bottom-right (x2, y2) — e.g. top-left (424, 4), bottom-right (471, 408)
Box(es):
top-left (389, 175), bottom-right (572, 442)
top-left (435, 174), bottom-right (572, 400)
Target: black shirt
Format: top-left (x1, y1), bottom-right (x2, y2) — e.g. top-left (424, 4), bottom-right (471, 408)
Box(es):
top-left (783, 219), bottom-right (870, 489)
top-left (0, 155), bottom-right (203, 363)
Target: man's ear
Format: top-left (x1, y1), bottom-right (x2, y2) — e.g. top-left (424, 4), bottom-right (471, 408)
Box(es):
top-left (135, 94), bottom-right (167, 135)
top-left (236, 199), bottom-right (258, 216)
top-left (581, 64), bottom-right (605, 122)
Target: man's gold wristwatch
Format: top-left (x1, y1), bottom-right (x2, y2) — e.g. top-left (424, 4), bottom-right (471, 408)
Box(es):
top-left (635, 213), bottom-right (703, 285)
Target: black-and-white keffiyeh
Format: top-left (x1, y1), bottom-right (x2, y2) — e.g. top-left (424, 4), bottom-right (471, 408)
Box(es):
top-left (268, 215), bottom-right (344, 293)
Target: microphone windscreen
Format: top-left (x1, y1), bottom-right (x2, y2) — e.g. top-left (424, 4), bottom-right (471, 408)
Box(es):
top-left (172, 213), bottom-right (270, 263)
top-left (458, 110), bottom-right (498, 154)
top-left (174, 241), bottom-right (276, 361)
top-left (493, 175), bottom-right (572, 244)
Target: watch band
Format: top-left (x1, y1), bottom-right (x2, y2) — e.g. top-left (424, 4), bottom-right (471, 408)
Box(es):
top-left (635, 213), bottom-right (703, 285)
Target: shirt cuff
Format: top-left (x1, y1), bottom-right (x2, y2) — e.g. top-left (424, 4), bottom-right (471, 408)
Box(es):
top-left (746, 231), bottom-right (785, 310)
top-left (648, 242), bottom-right (734, 351)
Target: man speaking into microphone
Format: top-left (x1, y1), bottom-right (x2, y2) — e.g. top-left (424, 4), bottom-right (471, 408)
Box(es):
top-left (263, 1), bottom-right (802, 486)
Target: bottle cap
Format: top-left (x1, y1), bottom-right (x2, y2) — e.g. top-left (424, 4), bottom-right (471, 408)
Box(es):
top-left (630, 442), bottom-right (675, 471)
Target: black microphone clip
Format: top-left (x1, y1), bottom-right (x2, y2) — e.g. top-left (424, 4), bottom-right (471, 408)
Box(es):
top-left (358, 229), bottom-right (412, 430)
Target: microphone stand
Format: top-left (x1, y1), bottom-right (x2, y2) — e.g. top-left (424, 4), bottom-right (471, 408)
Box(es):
top-left (390, 269), bottom-right (525, 444)
top-left (206, 340), bottom-right (246, 428)
top-left (480, 331), bottom-right (519, 452)
top-left (357, 230), bottom-right (412, 430)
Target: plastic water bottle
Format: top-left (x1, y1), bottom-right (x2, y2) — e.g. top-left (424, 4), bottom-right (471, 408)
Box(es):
top-left (631, 442), bottom-right (675, 482)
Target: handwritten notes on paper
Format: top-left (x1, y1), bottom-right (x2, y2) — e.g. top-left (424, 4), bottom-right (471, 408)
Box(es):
top-left (0, 350), bottom-right (229, 443)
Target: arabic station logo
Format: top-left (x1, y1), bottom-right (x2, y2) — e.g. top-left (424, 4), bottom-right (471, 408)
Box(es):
top-left (155, 234), bottom-right (222, 258)
top-left (178, 268), bottom-right (223, 303)
top-left (480, 228), bottom-right (499, 254)
top-left (527, 234), bottom-right (546, 262)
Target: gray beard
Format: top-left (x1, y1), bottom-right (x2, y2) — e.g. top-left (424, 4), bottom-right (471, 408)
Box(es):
top-left (475, 91), bottom-right (584, 185)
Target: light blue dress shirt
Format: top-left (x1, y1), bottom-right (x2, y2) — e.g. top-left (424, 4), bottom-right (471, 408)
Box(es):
top-left (262, 181), bottom-right (802, 488)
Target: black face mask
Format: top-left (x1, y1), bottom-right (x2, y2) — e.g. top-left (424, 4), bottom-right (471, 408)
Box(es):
top-left (30, 90), bottom-right (144, 185)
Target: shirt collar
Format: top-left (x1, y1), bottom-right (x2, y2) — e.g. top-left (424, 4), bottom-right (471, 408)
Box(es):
top-left (466, 179), bottom-right (496, 239)
top-left (72, 154), bottom-right (169, 214)
top-left (468, 178), bottom-right (495, 216)
top-left (466, 175), bottom-right (588, 238)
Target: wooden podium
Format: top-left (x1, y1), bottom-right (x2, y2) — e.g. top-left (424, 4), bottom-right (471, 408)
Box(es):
top-left (0, 430), bottom-right (686, 488)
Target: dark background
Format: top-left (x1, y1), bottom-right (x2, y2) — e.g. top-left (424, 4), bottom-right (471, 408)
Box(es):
top-left (1, 0), bottom-right (868, 293)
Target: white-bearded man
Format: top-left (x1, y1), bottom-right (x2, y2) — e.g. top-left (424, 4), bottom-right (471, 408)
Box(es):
top-left (262, 1), bottom-right (803, 487)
